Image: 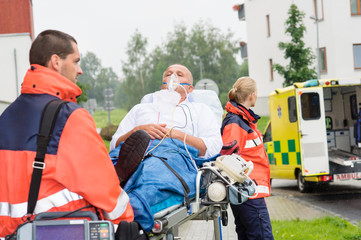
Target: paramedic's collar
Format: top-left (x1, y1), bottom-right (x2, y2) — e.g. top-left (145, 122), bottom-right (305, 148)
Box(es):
top-left (21, 64), bottom-right (82, 103)
top-left (225, 101), bottom-right (260, 124)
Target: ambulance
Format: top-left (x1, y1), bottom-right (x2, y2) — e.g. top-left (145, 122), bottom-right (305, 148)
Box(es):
top-left (263, 79), bottom-right (361, 192)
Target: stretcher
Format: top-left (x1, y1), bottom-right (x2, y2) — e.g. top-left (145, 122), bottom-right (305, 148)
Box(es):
top-left (148, 155), bottom-right (255, 240)
top-left (149, 166), bottom-right (228, 240)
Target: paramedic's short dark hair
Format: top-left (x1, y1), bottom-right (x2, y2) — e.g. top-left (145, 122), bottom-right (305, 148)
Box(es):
top-left (30, 30), bottom-right (77, 66)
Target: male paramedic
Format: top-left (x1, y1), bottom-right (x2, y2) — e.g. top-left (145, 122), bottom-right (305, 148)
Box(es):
top-left (0, 30), bottom-right (133, 238)
top-left (110, 64), bottom-right (222, 158)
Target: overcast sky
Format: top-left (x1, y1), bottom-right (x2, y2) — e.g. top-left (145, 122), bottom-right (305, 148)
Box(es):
top-left (32, 0), bottom-right (246, 77)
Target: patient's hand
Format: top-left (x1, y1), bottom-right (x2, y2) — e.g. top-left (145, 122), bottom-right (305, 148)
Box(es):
top-left (168, 128), bottom-right (182, 139)
top-left (167, 128), bottom-right (206, 156)
top-left (138, 123), bottom-right (168, 140)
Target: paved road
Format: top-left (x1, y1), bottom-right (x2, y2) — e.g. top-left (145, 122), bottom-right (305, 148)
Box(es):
top-left (271, 179), bottom-right (361, 224)
top-left (177, 179), bottom-right (333, 240)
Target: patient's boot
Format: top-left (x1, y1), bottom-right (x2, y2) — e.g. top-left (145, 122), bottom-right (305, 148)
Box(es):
top-left (115, 130), bottom-right (150, 187)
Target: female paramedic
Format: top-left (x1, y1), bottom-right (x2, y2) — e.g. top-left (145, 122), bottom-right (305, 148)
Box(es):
top-left (221, 77), bottom-right (274, 240)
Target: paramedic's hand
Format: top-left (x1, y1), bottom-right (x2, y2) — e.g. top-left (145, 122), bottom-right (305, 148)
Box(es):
top-left (137, 123), bottom-right (169, 140)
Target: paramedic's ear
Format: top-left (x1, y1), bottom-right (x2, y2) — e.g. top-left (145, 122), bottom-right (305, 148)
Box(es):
top-left (46, 54), bottom-right (62, 72)
top-left (250, 91), bottom-right (257, 106)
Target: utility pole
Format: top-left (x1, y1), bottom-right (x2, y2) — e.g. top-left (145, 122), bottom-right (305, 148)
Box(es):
top-left (104, 88), bottom-right (114, 126)
top-left (315, 16), bottom-right (320, 80)
top-left (311, 1), bottom-right (320, 79)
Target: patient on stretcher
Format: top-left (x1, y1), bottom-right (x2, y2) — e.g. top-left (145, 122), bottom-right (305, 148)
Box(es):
top-left (109, 64), bottom-right (223, 231)
top-left (110, 137), bottom-right (220, 231)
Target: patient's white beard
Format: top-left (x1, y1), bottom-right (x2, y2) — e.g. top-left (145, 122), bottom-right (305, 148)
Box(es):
top-left (153, 90), bottom-right (181, 114)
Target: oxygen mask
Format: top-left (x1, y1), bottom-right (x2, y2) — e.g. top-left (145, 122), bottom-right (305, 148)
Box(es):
top-left (166, 73), bottom-right (180, 91)
top-left (165, 73), bottom-right (190, 103)
top-left (154, 73), bottom-right (182, 110)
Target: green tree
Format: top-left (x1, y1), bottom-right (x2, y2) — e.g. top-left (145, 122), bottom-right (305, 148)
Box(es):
top-left (217, 60), bottom-right (249, 105)
top-left (239, 60), bottom-right (249, 77)
top-left (122, 30), bottom-right (149, 109)
top-left (188, 22), bottom-right (236, 92)
top-left (148, 22), bottom-right (242, 106)
top-left (273, 4), bottom-right (317, 87)
top-left (78, 52), bottom-right (102, 99)
top-left (114, 79), bottom-right (128, 109)
top-left (78, 51), bottom-right (121, 109)
top-left (146, 48), bottom-right (168, 93)
top-left (94, 67), bottom-right (120, 106)
top-left (76, 81), bottom-right (89, 104)
top-left (120, 22), bottom-right (242, 108)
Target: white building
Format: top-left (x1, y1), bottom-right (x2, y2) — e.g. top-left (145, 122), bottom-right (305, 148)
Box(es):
top-left (238, 0), bottom-right (361, 115)
top-left (0, 0), bottom-right (34, 114)
top-left (0, 33), bottom-right (32, 114)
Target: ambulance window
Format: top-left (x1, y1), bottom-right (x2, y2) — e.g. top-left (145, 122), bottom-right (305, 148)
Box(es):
top-left (288, 96), bottom-right (297, 122)
top-left (301, 93), bottom-right (321, 120)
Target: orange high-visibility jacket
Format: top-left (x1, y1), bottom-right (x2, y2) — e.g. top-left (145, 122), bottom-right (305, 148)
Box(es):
top-left (221, 101), bottom-right (271, 198)
top-left (0, 65), bottom-right (133, 237)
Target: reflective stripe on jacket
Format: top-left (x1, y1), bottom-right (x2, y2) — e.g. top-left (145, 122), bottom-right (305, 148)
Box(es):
top-left (221, 101), bottom-right (271, 199)
top-left (0, 65), bottom-right (133, 237)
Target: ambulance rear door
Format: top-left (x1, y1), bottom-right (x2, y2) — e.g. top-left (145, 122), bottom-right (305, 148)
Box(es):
top-left (296, 87), bottom-right (329, 176)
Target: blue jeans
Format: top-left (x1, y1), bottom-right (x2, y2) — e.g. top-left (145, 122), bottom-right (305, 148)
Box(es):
top-left (230, 198), bottom-right (274, 240)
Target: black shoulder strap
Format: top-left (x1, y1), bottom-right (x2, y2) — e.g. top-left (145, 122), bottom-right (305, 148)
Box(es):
top-left (27, 99), bottom-right (66, 215)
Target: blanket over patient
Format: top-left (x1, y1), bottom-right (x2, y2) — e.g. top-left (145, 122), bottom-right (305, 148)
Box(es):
top-left (109, 138), bottom-right (217, 231)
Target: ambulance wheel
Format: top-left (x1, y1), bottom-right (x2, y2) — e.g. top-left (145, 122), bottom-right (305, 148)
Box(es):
top-left (297, 171), bottom-right (313, 193)
top-left (221, 211), bottom-right (228, 226)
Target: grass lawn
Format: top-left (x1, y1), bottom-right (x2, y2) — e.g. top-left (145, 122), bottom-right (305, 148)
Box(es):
top-left (93, 109), bottom-right (128, 149)
top-left (93, 108), bottom-right (128, 129)
top-left (272, 216), bottom-right (361, 240)
top-left (103, 139), bottom-right (110, 150)
top-left (258, 115), bottom-right (270, 133)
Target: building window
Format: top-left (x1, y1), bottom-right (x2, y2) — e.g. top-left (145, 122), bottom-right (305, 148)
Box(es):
top-left (314, 0), bottom-right (324, 20)
top-left (269, 59), bottom-right (274, 81)
top-left (319, 47), bottom-right (327, 73)
top-left (266, 15), bottom-right (271, 37)
top-left (353, 44), bottom-right (361, 69)
top-left (351, 0), bottom-right (361, 15)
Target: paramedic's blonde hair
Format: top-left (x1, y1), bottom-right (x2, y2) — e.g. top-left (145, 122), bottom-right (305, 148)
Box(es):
top-left (228, 77), bottom-right (256, 104)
